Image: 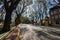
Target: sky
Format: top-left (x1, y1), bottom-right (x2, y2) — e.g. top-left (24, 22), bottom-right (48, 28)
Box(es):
top-left (22, 0), bottom-right (59, 18)
top-left (0, 2), bottom-right (3, 9)
top-left (0, 4), bottom-right (3, 8)
top-left (0, 0), bottom-right (59, 22)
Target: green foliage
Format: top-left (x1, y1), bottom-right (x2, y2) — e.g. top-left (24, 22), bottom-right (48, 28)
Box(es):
top-left (20, 16), bottom-right (24, 23)
top-left (20, 16), bottom-right (32, 23)
top-left (45, 16), bottom-right (49, 26)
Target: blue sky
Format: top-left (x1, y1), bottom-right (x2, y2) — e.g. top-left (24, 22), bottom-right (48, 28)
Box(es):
top-left (22, 0), bottom-right (59, 18)
top-left (0, 0), bottom-right (59, 22)
top-left (0, 2), bottom-right (3, 8)
top-left (0, 5), bottom-right (3, 8)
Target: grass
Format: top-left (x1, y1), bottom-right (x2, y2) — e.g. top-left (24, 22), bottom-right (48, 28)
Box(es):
top-left (0, 28), bottom-right (10, 40)
top-left (0, 23), bottom-right (16, 40)
top-left (0, 31), bottom-right (10, 40)
top-left (0, 26), bottom-right (15, 40)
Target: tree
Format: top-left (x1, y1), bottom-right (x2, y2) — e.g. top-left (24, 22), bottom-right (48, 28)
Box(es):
top-left (15, 0), bottom-right (26, 26)
top-left (58, 0), bottom-right (60, 2)
top-left (1, 0), bottom-right (21, 32)
top-left (15, 0), bottom-right (32, 26)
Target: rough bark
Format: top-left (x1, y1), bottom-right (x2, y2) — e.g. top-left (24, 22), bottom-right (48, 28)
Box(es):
top-left (2, 11), bottom-right (12, 31)
top-left (15, 13), bottom-right (21, 26)
top-left (2, 0), bottom-right (21, 32)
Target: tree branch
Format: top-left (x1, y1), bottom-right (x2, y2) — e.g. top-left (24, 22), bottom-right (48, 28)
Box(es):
top-left (9, 0), bottom-right (21, 13)
top-left (4, 0), bottom-right (9, 12)
top-left (19, 1), bottom-right (28, 15)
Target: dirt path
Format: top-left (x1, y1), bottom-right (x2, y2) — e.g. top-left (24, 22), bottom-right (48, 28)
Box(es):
top-left (4, 24), bottom-right (60, 40)
top-left (5, 27), bottom-right (20, 40)
top-left (18, 24), bottom-right (60, 40)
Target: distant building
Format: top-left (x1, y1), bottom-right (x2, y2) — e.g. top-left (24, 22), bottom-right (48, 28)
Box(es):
top-left (49, 5), bottom-right (60, 25)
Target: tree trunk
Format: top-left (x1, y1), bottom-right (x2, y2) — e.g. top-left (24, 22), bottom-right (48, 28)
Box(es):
top-left (15, 14), bottom-right (21, 26)
top-left (2, 11), bottom-right (12, 32)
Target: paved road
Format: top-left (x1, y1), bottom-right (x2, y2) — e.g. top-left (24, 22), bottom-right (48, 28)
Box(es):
top-left (18, 24), bottom-right (60, 40)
